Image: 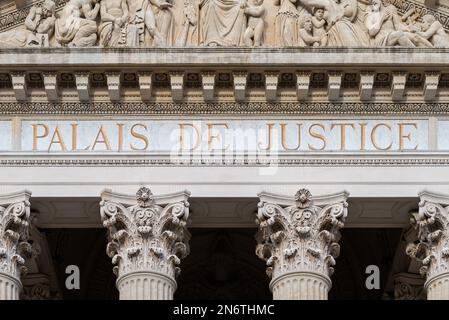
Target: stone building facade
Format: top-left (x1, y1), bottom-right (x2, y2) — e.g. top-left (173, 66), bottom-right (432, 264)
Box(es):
top-left (0, 0), bottom-right (449, 300)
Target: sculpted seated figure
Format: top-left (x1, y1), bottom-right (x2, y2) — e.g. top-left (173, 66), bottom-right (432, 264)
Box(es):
top-left (98, 0), bottom-right (129, 47)
top-left (55, 0), bottom-right (100, 47)
top-left (365, 0), bottom-right (432, 47)
top-left (0, 0), bottom-right (56, 48)
top-left (418, 14), bottom-right (449, 48)
top-left (200, 0), bottom-right (247, 46)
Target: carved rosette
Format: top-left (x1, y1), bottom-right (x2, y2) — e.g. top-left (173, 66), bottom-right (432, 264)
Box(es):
top-left (100, 188), bottom-right (190, 300)
top-left (255, 189), bottom-right (348, 300)
top-left (0, 190), bottom-right (32, 300)
top-left (406, 192), bottom-right (449, 299)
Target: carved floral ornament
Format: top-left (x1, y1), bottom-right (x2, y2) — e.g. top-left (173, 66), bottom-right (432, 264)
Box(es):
top-left (406, 192), bottom-right (449, 283)
top-left (255, 189), bottom-right (348, 282)
top-left (0, 193), bottom-right (33, 279)
top-left (99, 187), bottom-right (190, 280)
top-left (0, 0), bottom-right (448, 48)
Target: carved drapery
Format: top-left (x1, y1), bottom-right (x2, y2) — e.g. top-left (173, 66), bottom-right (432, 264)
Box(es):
top-left (1, 0), bottom-right (449, 48)
top-left (407, 191), bottom-right (449, 300)
top-left (255, 188), bottom-right (348, 300)
top-left (100, 187), bottom-right (191, 300)
top-left (0, 190), bottom-right (32, 300)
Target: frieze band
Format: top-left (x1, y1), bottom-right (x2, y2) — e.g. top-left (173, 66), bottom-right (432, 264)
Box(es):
top-left (1, 101), bottom-right (449, 115)
top-left (1, 0), bottom-right (449, 48)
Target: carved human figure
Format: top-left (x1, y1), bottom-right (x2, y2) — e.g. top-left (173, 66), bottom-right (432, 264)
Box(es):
top-left (175, 0), bottom-right (198, 46)
top-left (98, 0), bottom-right (129, 47)
top-left (55, 0), bottom-right (100, 47)
top-left (199, 0), bottom-right (247, 46)
top-left (0, 0), bottom-right (56, 48)
top-left (243, 0), bottom-right (265, 47)
top-left (300, 0), bottom-right (369, 46)
top-left (275, 0), bottom-right (300, 46)
top-left (418, 14), bottom-right (449, 48)
top-left (126, 0), bottom-right (173, 47)
top-left (154, 0), bottom-right (175, 46)
top-left (298, 15), bottom-right (321, 46)
top-left (312, 8), bottom-right (327, 45)
top-left (365, 0), bottom-right (432, 47)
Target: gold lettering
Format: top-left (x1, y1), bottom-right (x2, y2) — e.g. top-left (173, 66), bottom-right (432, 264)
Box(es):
top-left (331, 123), bottom-right (355, 151)
top-left (48, 126), bottom-right (67, 151)
top-left (371, 123), bottom-right (392, 150)
top-left (130, 124), bottom-right (149, 151)
top-left (179, 123), bottom-right (201, 151)
top-left (280, 123), bottom-right (301, 151)
top-left (308, 124), bottom-right (326, 151)
top-left (71, 123), bottom-right (78, 151)
top-left (92, 126), bottom-right (112, 150)
top-left (359, 123), bottom-right (367, 151)
top-left (117, 123), bottom-right (124, 152)
top-left (399, 123), bottom-right (418, 150)
top-left (207, 123), bottom-right (229, 151)
top-left (258, 123), bottom-right (275, 151)
top-left (32, 124), bottom-right (49, 151)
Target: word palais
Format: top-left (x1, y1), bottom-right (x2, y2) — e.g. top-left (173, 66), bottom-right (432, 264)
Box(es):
top-left (0, 0), bottom-right (449, 301)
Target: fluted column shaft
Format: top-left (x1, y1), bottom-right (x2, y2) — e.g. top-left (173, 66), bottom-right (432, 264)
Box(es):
top-left (407, 192), bottom-right (449, 300)
top-left (256, 189), bottom-right (348, 300)
top-left (426, 273), bottom-right (449, 300)
top-left (0, 190), bottom-right (32, 300)
top-left (0, 272), bottom-right (21, 300)
top-left (117, 272), bottom-right (176, 300)
top-left (100, 187), bottom-right (191, 300)
top-left (271, 272), bottom-right (330, 300)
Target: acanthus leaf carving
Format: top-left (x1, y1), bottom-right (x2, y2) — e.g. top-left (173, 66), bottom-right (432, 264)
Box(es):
top-left (100, 187), bottom-right (191, 282)
top-left (406, 192), bottom-right (449, 284)
top-left (0, 191), bottom-right (32, 282)
top-left (255, 188), bottom-right (348, 283)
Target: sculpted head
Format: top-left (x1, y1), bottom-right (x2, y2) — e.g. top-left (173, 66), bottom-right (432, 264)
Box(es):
top-left (421, 14), bottom-right (436, 31)
top-left (313, 8), bottom-right (324, 20)
top-left (300, 15), bottom-right (313, 32)
top-left (253, 0), bottom-right (264, 6)
top-left (371, 0), bottom-right (382, 11)
top-left (42, 0), bottom-right (56, 17)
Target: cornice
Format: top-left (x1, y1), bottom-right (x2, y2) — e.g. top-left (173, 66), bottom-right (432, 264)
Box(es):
top-left (1, 47), bottom-right (449, 68)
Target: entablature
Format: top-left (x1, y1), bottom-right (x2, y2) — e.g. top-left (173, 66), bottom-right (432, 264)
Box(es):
top-left (1, 48), bottom-right (449, 105)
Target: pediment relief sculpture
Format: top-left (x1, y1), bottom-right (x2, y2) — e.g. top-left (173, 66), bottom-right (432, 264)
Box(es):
top-left (0, 0), bottom-right (448, 48)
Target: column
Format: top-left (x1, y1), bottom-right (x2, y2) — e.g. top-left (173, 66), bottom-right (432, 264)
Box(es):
top-left (407, 191), bottom-right (449, 300)
top-left (0, 190), bottom-right (32, 300)
top-left (255, 188), bottom-right (348, 300)
top-left (100, 187), bottom-right (191, 300)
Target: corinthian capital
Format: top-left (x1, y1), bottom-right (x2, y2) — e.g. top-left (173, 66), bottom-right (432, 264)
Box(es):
top-left (255, 189), bottom-right (348, 287)
top-left (0, 190), bottom-right (33, 288)
top-left (100, 188), bottom-right (191, 283)
top-left (406, 191), bottom-right (449, 294)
